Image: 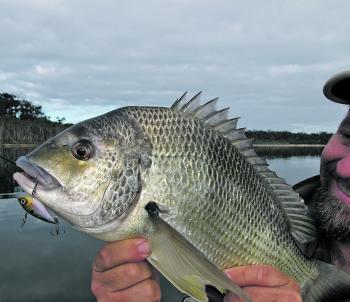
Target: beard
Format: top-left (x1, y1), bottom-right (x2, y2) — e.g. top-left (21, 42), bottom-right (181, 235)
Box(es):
top-left (310, 170), bottom-right (350, 242)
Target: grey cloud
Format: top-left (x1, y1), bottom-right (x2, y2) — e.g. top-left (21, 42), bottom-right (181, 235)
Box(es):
top-left (0, 0), bottom-right (350, 131)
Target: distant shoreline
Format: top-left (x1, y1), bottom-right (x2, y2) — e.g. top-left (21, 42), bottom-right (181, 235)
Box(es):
top-left (254, 144), bottom-right (325, 147)
top-left (0, 143), bottom-right (326, 148)
top-left (0, 144), bottom-right (38, 148)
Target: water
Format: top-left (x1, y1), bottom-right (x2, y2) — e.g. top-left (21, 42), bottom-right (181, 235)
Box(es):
top-left (0, 204), bottom-right (102, 302)
top-left (0, 147), bottom-right (322, 302)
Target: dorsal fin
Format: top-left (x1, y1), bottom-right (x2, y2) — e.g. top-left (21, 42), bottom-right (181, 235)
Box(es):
top-left (170, 93), bottom-right (316, 250)
top-left (181, 91), bottom-right (202, 114)
top-left (193, 97), bottom-right (219, 119)
top-left (171, 92), bottom-right (188, 110)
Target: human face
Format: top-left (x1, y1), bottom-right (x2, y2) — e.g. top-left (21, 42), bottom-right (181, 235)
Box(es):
top-left (315, 109), bottom-right (350, 241)
top-left (321, 110), bottom-right (350, 200)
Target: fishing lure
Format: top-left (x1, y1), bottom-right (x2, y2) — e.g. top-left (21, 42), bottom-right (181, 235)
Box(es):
top-left (18, 194), bottom-right (57, 224)
top-left (18, 194), bottom-right (66, 235)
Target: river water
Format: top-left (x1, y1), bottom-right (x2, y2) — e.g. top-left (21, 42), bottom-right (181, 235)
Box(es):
top-left (0, 147), bottom-right (322, 302)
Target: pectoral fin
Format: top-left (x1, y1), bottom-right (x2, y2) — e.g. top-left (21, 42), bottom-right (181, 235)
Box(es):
top-left (145, 202), bottom-right (251, 302)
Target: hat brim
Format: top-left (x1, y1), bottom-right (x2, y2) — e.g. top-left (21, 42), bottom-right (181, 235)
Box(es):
top-left (323, 71), bottom-right (350, 104)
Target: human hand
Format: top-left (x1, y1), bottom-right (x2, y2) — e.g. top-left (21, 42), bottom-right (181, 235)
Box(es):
top-left (91, 238), bottom-right (161, 302)
top-left (224, 265), bottom-right (302, 302)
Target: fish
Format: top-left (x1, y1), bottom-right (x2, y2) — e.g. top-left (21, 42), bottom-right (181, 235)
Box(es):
top-left (13, 93), bottom-right (350, 302)
top-left (17, 194), bottom-right (57, 224)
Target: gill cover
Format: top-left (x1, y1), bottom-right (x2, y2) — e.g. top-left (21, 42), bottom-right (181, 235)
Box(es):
top-left (78, 111), bottom-right (153, 229)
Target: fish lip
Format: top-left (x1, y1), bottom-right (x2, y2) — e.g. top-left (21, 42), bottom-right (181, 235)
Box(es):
top-left (15, 156), bottom-right (61, 188)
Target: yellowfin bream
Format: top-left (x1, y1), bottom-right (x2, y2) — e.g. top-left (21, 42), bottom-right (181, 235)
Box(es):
top-left (13, 93), bottom-right (350, 302)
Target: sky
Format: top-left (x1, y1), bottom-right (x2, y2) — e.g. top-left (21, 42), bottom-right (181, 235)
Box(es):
top-left (1, 0), bottom-right (350, 133)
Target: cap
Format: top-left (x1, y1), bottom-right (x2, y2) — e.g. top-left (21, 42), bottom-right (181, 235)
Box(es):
top-left (323, 70), bottom-right (350, 104)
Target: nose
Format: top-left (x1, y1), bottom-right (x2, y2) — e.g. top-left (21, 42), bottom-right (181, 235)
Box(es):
top-left (321, 134), bottom-right (350, 179)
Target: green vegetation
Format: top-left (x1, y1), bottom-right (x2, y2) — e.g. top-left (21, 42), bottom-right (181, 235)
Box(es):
top-left (246, 130), bottom-right (331, 145)
top-left (0, 92), bottom-right (333, 145)
top-left (0, 93), bottom-right (70, 144)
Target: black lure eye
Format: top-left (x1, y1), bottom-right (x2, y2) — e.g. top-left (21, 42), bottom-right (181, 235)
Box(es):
top-left (72, 140), bottom-right (94, 161)
top-left (20, 198), bottom-right (26, 205)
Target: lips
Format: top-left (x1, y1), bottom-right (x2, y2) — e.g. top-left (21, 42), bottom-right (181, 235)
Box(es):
top-left (13, 156), bottom-right (61, 195)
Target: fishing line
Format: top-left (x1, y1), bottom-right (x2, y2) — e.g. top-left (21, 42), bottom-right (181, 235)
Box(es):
top-left (0, 154), bottom-right (22, 173)
top-left (32, 180), bottom-right (39, 196)
top-left (50, 217), bottom-right (66, 236)
top-left (0, 154), bottom-right (17, 167)
top-left (20, 212), bottom-right (28, 229)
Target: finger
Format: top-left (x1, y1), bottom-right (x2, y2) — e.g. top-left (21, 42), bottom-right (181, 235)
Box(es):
top-left (283, 277), bottom-right (301, 294)
top-left (93, 238), bottom-right (150, 272)
top-left (151, 266), bottom-right (160, 283)
top-left (94, 261), bottom-right (153, 291)
top-left (225, 286), bottom-right (302, 302)
top-left (224, 265), bottom-right (291, 287)
top-left (101, 279), bottom-right (161, 302)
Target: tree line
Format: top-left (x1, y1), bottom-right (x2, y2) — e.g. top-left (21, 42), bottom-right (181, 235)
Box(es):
top-left (0, 92), bottom-right (66, 123)
top-left (246, 130), bottom-right (331, 145)
top-left (0, 92), bottom-right (333, 145)
top-left (0, 93), bottom-right (70, 144)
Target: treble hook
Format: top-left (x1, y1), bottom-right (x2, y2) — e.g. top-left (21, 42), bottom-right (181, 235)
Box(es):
top-left (20, 212), bottom-right (28, 229)
top-left (50, 217), bottom-right (66, 236)
top-left (32, 179), bottom-right (39, 196)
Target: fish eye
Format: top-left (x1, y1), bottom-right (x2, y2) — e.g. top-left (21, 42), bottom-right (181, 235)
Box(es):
top-left (20, 198), bottom-right (26, 205)
top-left (72, 140), bottom-right (94, 161)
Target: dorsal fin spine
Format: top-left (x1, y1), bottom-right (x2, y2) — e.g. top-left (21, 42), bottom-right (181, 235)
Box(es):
top-left (204, 108), bottom-right (230, 126)
top-left (224, 128), bottom-right (246, 141)
top-left (192, 97), bottom-right (219, 119)
top-left (171, 92), bottom-right (187, 110)
top-left (214, 117), bottom-right (240, 132)
top-left (181, 91), bottom-right (202, 113)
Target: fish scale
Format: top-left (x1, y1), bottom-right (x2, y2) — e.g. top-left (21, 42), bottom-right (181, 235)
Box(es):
top-left (123, 106), bottom-right (318, 286)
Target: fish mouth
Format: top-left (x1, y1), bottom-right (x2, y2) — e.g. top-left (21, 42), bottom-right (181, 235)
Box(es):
top-left (13, 156), bottom-right (62, 194)
top-left (13, 156), bottom-right (100, 222)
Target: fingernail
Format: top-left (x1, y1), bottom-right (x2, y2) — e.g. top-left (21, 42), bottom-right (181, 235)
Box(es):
top-left (137, 240), bottom-right (150, 256)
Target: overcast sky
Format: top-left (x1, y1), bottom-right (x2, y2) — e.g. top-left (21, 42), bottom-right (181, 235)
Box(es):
top-left (1, 0), bottom-right (350, 132)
